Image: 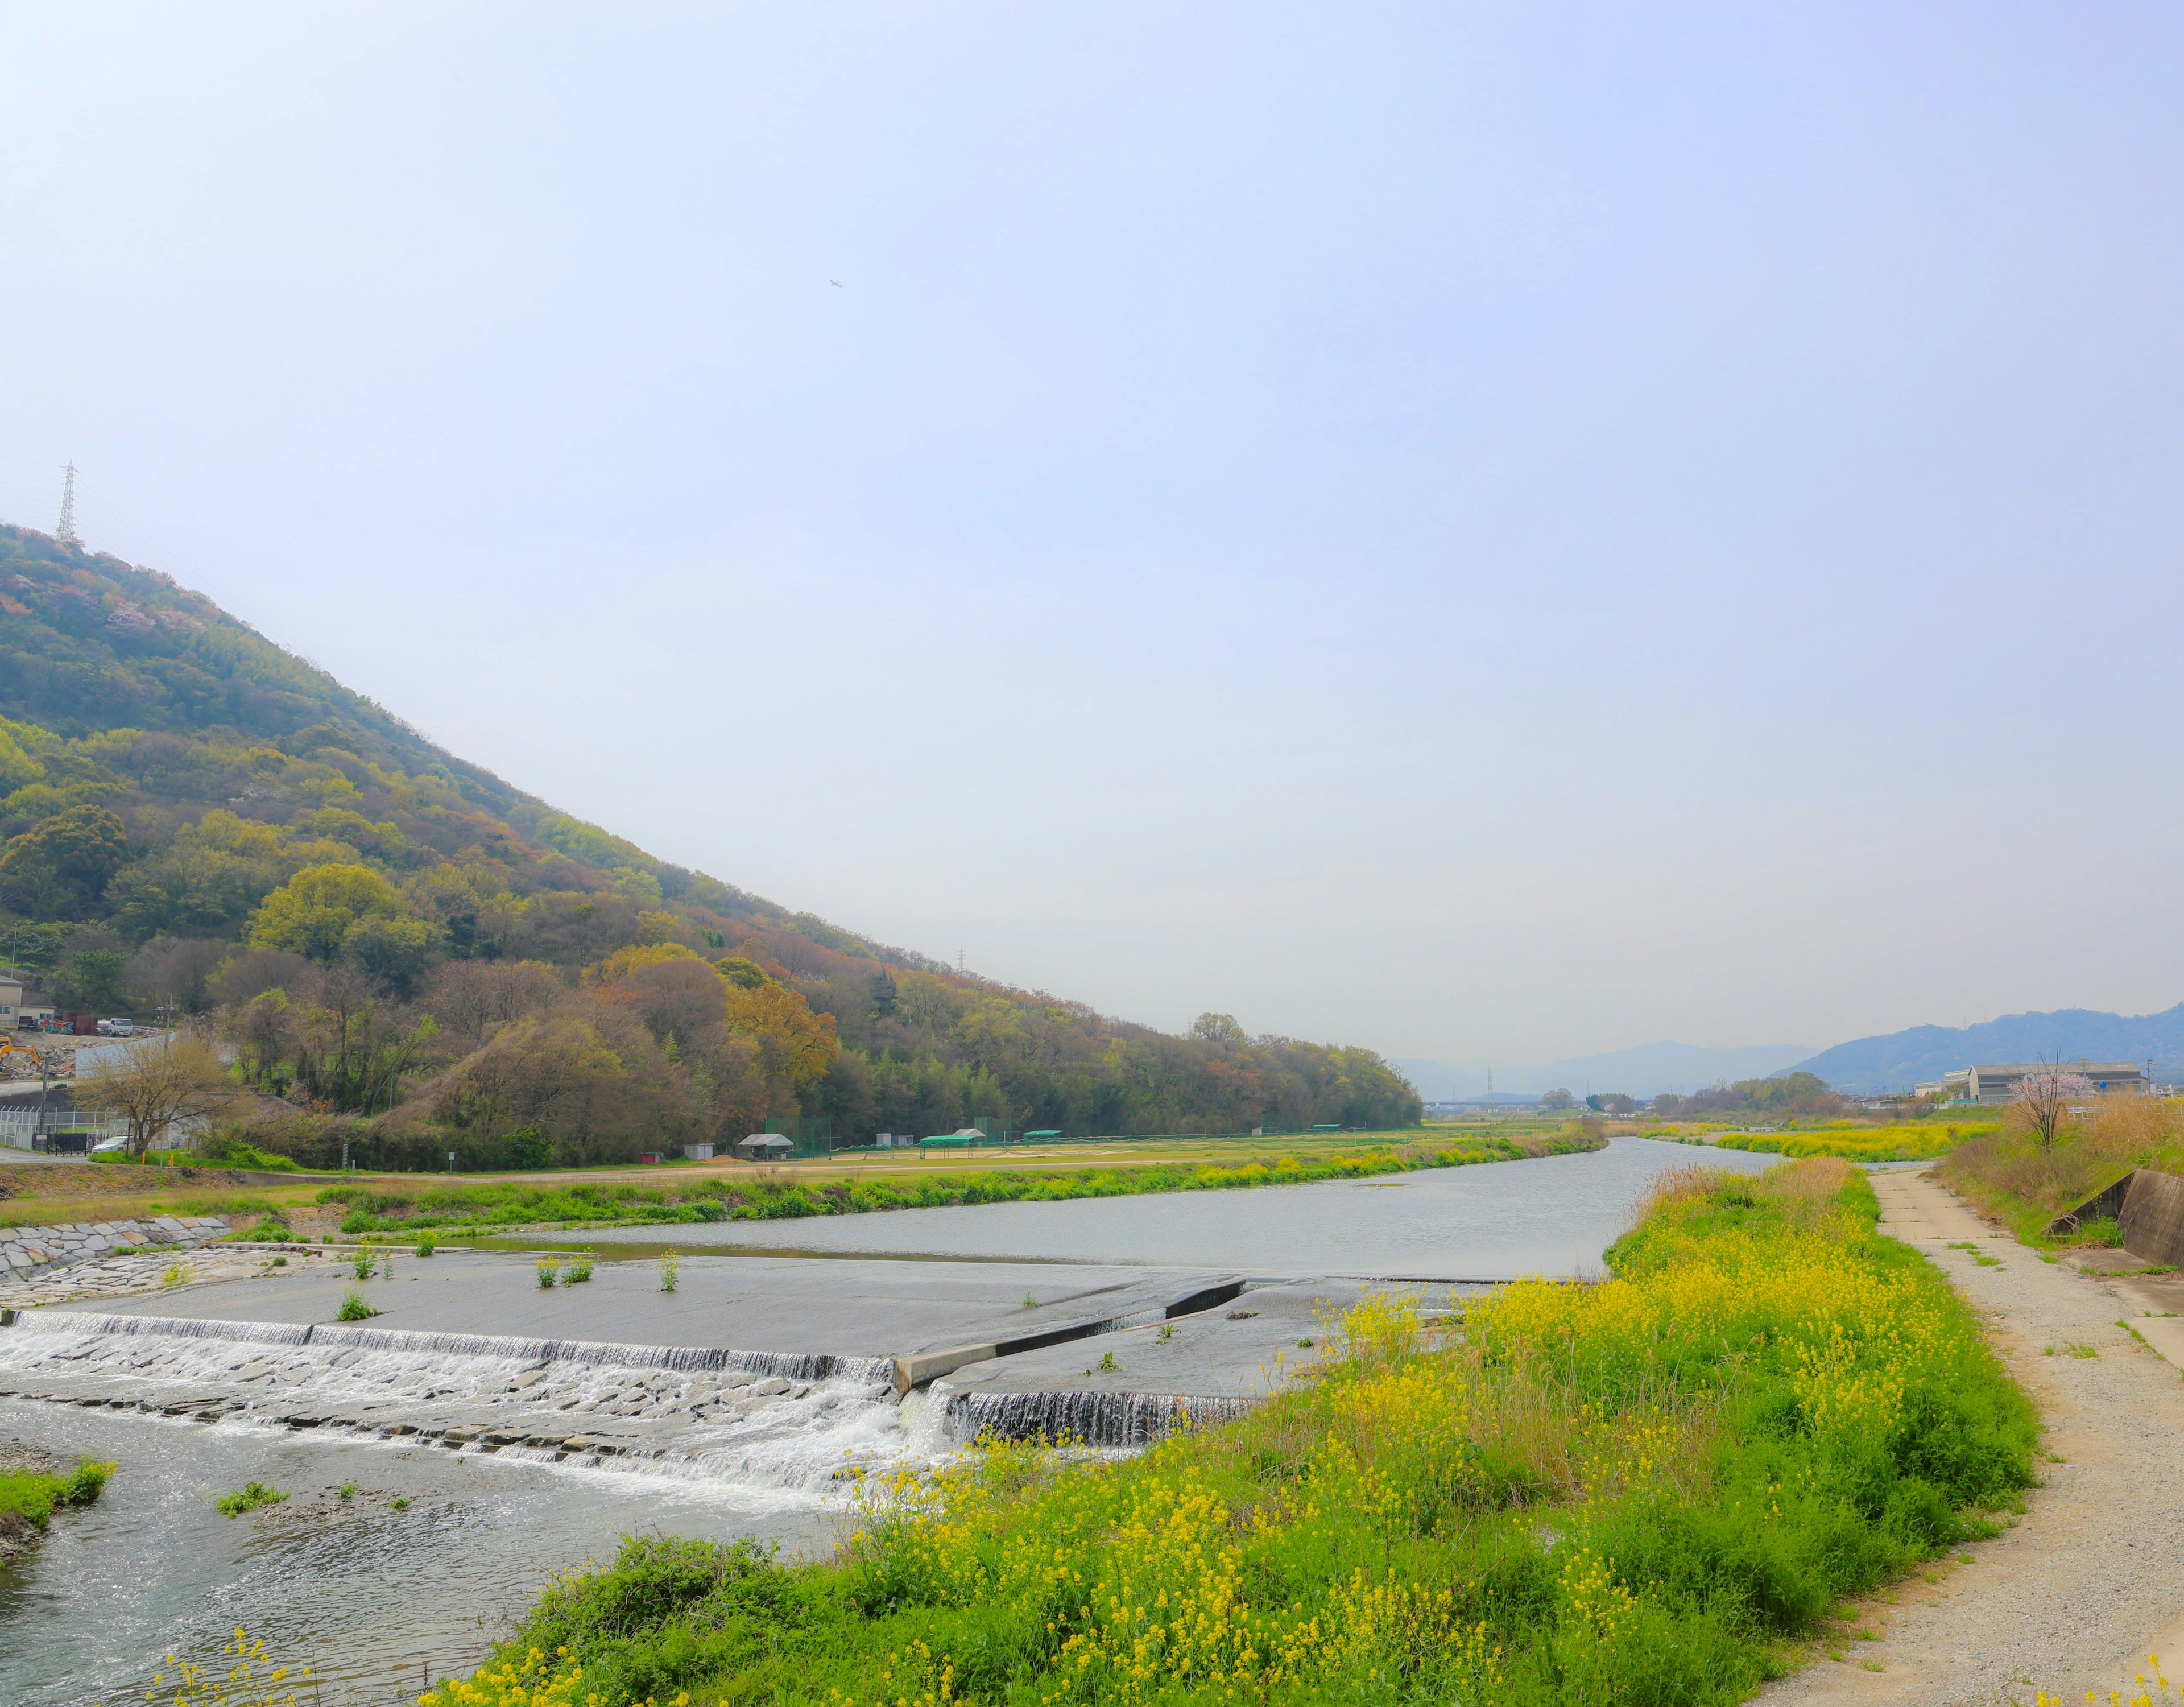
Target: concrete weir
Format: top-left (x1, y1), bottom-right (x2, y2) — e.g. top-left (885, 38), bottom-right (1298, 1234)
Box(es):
top-left (0, 1252), bottom-right (1403, 1454)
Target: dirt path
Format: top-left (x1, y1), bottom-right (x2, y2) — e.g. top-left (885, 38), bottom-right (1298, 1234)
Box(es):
top-left (1759, 1169), bottom-right (2184, 1706)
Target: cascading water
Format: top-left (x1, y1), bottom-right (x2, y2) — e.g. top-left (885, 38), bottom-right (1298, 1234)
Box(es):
top-left (942, 1385), bottom-right (1258, 1448)
top-left (0, 1311), bottom-right (919, 1494)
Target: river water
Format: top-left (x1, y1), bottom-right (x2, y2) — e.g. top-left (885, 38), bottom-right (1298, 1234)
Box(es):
top-left (0, 1136), bottom-right (1774, 1704)
top-left (0, 1396), bottom-right (857, 1706)
top-left (559, 1136), bottom-right (1781, 1276)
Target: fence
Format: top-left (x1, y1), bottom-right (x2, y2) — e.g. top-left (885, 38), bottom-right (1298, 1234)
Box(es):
top-left (0, 1106), bottom-right (130, 1152)
top-left (760, 1115), bottom-right (835, 1159)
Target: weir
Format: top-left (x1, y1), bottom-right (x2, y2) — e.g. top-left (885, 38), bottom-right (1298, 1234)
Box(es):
top-left (15, 1310), bottom-right (896, 1384)
top-left (0, 1309), bottom-right (920, 1493)
top-left (0, 1304), bottom-right (1278, 1456)
top-left (944, 1386), bottom-right (1258, 1446)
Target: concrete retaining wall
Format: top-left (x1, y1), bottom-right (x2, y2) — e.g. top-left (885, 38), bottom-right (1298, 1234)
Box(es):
top-left (0, 1216), bottom-right (231, 1275)
top-left (2120, 1169), bottom-right (2184, 1267)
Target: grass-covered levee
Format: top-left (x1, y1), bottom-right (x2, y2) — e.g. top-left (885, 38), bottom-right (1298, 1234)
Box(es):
top-left (423, 1158), bottom-right (2034, 1707)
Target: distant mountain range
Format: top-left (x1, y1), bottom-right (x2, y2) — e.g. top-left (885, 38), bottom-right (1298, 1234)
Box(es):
top-left (1392, 1041), bottom-right (1814, 1102)
top-left (1788, 1005), bottom-right (2184, 1095)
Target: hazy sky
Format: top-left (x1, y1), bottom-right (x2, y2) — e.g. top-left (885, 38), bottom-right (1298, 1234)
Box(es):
top-left (4, 4), bottom-right (2182, 1066)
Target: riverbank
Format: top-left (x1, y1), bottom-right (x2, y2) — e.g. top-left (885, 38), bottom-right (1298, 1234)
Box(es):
top-left (0, 1441), bottom-right (110, 1568)
top-left (428, 1156), bottom-right (2032, 1706)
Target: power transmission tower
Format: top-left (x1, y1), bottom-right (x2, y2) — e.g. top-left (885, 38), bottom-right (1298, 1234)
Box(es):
top-left (55, 463), bottom-right (79, 547)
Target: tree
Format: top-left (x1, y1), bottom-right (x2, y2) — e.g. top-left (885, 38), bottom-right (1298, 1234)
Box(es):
top-left (2012, 1066), bottom-right (2095, 1151)
top-left (342, 913), bottom-right (439, 997)
top-left (715, 955), bottom-right (776, 991)
top-left (725, 979), bottom-right (839, 1096)
top-left (75, 1029), bottom-right (237, 1158)
top-left (0, 803), bottom-right (128, 920)
top-left (1538, 1087), bottom-right (1577, 1111)
top-left (868, 968), bottom-right (898, 1017)
top-left (53, 947), bottom-right (132, 1011)
top-left (1586, 1092), bottom-right (1636, 1115)
top-left (247, 862), bottom-right (406, 961)
top-left (1188, 1012), bottom-right (1248, 1044)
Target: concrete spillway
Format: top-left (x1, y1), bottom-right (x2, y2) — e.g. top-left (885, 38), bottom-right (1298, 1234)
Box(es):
top-left (0, 1254), bottom-right (1361, 1453)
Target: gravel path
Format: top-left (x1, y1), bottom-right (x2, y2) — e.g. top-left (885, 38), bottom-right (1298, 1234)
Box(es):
top-left (1759, 1169), bottom-right (2184, 1706)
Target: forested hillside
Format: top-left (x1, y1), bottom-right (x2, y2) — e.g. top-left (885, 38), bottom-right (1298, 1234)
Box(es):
top-left (0, 524), bottom-right (1418, 1163)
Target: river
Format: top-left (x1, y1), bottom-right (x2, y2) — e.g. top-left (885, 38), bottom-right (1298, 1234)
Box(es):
top-left (0, 1135), bottom-right (1776, 1705)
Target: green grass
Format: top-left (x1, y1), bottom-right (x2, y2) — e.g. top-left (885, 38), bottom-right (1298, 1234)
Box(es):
top-left (214, 1482), bottom-right (288, 1518)
top-left (0, 1460), bottom-right (112, 1532)
top-left (320, 1135), bottom-right (1599, 1237)
top-left (431, 1157), bottom-right (2034, 1707)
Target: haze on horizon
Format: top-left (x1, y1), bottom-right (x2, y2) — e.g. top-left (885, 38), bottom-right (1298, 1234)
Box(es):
top-left (3, 4), bottom-right (2181, 1068)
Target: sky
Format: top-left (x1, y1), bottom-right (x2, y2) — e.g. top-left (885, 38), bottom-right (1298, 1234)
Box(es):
top-left (3, 3), bottom-right (2182, 1069)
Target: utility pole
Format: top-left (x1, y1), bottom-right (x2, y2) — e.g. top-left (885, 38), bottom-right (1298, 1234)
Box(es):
top-left (55, 463), bottom-right (79, 548)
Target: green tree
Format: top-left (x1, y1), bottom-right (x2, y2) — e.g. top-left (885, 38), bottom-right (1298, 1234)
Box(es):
top-left (342, 914), bottom-right (439, 997)
top-left (248, 862), bottom-right (406, 961)
top-left (0, 803), bottom-right (128, 920)
top-left (1538, 1087), bottom-right (1577, 1111)
top-left (54, 948), bottom-right (132, 1011)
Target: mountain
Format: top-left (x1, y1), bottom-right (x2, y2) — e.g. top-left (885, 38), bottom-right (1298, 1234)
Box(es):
top-left (1790, 1005), bottom-right (2184, 1095)
top-left (1393, 1040), bottom-right (1814, 1102)
top-left (0, 523), bottom-right (1419, 1152)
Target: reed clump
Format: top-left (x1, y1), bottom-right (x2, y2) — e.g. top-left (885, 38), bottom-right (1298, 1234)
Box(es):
top-left (441, 1156), bottom-right (2032, 1706)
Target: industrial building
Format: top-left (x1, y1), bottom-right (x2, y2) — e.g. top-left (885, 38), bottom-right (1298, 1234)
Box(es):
top-left (1919, 1061), bottom-right (2150, 1105)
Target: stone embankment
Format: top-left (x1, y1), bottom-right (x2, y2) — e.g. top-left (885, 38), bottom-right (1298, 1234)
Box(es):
top-left (1, 1216), bottom-right (231, 1276)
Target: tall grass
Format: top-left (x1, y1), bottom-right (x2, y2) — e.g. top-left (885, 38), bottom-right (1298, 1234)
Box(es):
top-left (429, 1157), bottom-right (2033, 1707)
top-left (1941, 1095), bottom-right (2178, 1240)
top-left (318, 1135), bottom-right (1600, 1236)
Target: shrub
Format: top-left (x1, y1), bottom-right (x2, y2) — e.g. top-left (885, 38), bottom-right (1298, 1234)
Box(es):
top-left (214, 1482), bottom-right (288, 1518)
top-left (0, 1458), bottom-right (113, 1531)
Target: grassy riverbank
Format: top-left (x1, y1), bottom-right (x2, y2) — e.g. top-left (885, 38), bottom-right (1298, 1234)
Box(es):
top-left (0, 1457), bottom-right (112, 1564)
top-left (426, 1156), bottom-right (2032, 1707)
top-left (316, 1131), bottom-right (1600, 1237)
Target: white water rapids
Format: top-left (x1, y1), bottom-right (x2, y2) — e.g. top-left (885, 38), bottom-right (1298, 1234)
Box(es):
top-left (0, 1312), bottom-right (950, 1493)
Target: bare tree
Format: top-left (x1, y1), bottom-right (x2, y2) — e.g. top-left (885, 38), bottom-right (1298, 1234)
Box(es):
top-left (2011, 1061), bottom-right (2095, 1152)
top-left (75, 1028), bottom-right (238, 1157)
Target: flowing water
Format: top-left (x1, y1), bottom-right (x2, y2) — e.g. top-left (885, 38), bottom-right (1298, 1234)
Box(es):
top-left (556, 1135), bottom-right (1782, 1275)
top-left (0, 1395), bottom-right (857, 1706)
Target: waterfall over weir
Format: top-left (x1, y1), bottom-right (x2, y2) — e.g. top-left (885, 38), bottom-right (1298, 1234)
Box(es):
top-left (16, 1311), bottom-right (895, 1384)
top-left (945, 1387), bottom-right (1258, 1448)
top-left (0, 1309), bottom-right (923, 1495)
